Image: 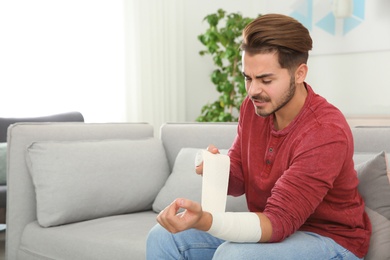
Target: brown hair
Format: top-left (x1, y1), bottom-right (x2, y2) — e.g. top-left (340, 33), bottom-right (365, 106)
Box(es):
top-left (240, 14), bottom-right (312, 71)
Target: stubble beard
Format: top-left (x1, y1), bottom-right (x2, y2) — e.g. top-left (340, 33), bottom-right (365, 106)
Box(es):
top-left (254, 76), bottom-right (296, 118)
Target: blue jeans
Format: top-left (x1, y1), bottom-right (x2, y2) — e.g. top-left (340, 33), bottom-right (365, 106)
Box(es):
top-left (146, 224), bottom-right (363, 260)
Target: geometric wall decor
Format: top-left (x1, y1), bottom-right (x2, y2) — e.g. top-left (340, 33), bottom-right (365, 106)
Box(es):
top-left (264, 0), bottom-right (390, 55)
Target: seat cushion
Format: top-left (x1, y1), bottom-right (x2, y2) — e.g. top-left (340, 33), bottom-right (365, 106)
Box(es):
top-left (18, 212), bottom-right (158, 260)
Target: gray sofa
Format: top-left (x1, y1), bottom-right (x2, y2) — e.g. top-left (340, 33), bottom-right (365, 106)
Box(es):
top-left (5, 122), bottom-right (390, 259)
top-left (0, 112), bottom-right (85, 209)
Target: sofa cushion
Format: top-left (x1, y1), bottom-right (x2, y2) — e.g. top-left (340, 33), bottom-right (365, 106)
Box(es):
top-left (0, 142), bottom-right (6, 185)
top-left (355, 151), bottom-right (390, 260)
top-left (18, 212), bottom-right (157, 260)
top-left (354, 152), bottom-right (381, 165)
top-left (152, 148), bottom-right (247, 213)
top-left (26, 139), bottom-right (170, 227)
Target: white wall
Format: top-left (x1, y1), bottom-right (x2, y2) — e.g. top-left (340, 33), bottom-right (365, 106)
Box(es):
top-left (181, 1), bottom-right (390, 122)
top-left (307, 50), bottom-right (390, 117)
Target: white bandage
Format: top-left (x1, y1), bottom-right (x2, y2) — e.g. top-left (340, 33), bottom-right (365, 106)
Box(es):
top-left (207, 212), bottom-right (262, 243)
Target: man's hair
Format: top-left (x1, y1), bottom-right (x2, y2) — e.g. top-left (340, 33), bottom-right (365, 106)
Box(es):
top-left (240, 14), bottom-right (313, 72)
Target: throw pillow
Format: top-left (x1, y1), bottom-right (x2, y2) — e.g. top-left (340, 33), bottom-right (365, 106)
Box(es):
top-left (26, 138), bottom-right (170, 227)
top-left (354, 152), bottom-right (382, 165)
top-left (0, 143), bottom-right (6, 185)
top-left (152, 148), bottom-right (248, 213)
top-left (355, 151), bottom-right (390, 260)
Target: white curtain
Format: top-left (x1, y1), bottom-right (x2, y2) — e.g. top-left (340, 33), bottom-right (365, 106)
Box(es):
top-left (124, 0), bottom-right (186, 131)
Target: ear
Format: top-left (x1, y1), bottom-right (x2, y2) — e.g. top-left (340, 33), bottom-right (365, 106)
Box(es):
top-left (294, 64), bottom-right (308, 84)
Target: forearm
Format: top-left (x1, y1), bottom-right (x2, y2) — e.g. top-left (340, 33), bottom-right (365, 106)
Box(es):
top-left (257, 212), bottom-right (272, 242)
top-left (204, 211), bottom-right (272, 243)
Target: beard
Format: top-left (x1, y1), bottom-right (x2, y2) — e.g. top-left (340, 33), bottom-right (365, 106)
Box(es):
top-left (252, 75), bottom-right (296, 118)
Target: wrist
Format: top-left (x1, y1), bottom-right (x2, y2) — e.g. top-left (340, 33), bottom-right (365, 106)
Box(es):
top-left (195, 211), bottom-right (213, 231)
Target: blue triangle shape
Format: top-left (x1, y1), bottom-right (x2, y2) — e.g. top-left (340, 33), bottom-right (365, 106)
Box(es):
top-left (296, 0), bottom-right (309, 17)
top-left (343, 16), bottom-right (361, 35)
top-left (316, 13), bottom-right (335, 35)
top-left (291, 11), bottom-right (312, 31)
top-left (290, 0), bottom-right (313, 31)
top-left (353, 0), bottom-right (365, 20)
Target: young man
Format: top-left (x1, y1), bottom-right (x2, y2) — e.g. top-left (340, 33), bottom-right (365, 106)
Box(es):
top-left (146, 14), bottom-right (371, 259)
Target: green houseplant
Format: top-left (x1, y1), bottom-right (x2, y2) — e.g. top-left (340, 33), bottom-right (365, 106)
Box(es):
top-left (196, 9), bottom-right (257, 122)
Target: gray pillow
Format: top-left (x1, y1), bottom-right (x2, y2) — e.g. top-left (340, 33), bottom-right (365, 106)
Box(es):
top-left (26, 139), bottom-right (170, 227)
top-left (356, 151), bottom-right (390, 260)
top-left (152, 148), bottom-right (247, 213)
top-left (354, 152), bottom-right (382, 165)
top-left (0, 142), bottom-right (6, 185)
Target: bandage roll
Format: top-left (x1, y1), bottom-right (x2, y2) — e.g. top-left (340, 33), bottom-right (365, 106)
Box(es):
top-left (195, 149), bottom-right (204, 167)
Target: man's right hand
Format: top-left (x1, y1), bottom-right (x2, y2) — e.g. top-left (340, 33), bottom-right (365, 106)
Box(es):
top-left (195, 144), bottom-right (220, 175)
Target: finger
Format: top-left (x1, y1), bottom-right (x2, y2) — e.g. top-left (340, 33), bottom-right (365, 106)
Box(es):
top-left (175, 198), bottom-right (202, 213)
top-left (207, 144), bottom-right (220, 154)
top-left (195, 163), bottom-right (203, 175)
top-left (157, 200), bottom-right (180, 231)
top-left (157, 200), bottom-right (186, 233)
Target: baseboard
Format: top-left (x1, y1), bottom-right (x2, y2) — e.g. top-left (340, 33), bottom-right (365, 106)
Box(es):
top-left (346, 116), bottom-right (390, 128)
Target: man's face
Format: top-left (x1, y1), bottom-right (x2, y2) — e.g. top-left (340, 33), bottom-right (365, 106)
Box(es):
top-left (242, 51), bottom-right (295, 117)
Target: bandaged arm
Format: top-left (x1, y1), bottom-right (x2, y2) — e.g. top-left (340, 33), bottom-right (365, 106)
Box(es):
top-left (207, 212), bottom-right (263, 243)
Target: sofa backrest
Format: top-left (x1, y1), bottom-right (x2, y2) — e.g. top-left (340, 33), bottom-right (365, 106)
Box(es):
top-left (160, 122), bottom-right (238, 170)
top-left (352, 127), bottom-right (390, 153)
top-left (160, 123), bottom-right (390, 169)
top-left (6, 122), bottom-right (153, 260)
top-left (0, 111), bottom-right (84, 142)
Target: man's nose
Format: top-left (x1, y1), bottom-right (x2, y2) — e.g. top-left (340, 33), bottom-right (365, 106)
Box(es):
top-left (246, 81), bottom-right (263, 97)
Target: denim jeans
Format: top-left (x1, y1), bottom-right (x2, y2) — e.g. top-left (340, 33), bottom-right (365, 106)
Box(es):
top-left (146, 224), bottom-right (363, 260)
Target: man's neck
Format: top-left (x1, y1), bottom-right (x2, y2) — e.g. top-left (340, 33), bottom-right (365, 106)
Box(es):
top-left (274, 83), bottom-right (308, 130)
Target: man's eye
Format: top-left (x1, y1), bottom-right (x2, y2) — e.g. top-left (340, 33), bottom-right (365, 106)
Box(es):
top-left (244, 77), bottom-right (252, 82)
top-left (263, 80), bottom-right (272, 84)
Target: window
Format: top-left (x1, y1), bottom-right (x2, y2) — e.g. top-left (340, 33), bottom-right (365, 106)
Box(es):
top-left (0, 0), bottom-right (126, 122)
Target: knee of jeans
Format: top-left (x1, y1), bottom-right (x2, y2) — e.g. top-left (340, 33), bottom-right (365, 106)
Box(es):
top-left (146, 224), bottom-right (170, 249)
top-left (213, 242), bottom-right (241, 260)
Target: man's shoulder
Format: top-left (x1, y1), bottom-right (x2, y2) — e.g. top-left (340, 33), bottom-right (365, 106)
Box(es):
top-left (308, 92), bottom-right (348, 128)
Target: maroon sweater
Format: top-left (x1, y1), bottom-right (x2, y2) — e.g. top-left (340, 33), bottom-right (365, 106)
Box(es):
top-left (228, 84), bottom-right (371, 258)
